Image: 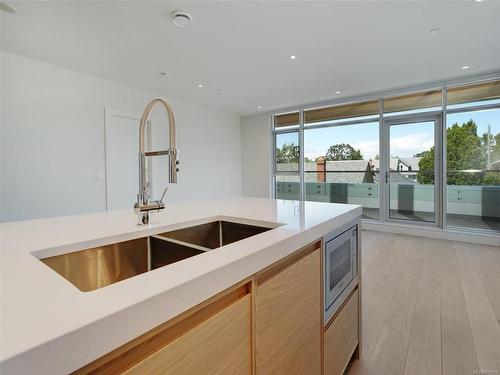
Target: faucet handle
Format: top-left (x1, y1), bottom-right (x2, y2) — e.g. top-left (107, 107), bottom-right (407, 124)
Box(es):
top-left (160, 186), bottom-right (168, 203)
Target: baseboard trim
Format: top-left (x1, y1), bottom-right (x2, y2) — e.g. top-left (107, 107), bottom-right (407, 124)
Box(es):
top-left (362, 221), bottom-right (500, 246)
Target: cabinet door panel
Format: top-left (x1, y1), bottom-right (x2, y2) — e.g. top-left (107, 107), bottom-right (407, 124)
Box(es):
top-left (324, 289), bottom-right (359, 375)
top-left (124, 295), bottom-right (251, 375)
top-left (256, 248), bottom-right (321, 375)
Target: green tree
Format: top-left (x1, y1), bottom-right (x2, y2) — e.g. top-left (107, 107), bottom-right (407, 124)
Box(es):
top-left (325, 143), bottom-right (363, 161)
top-left (413, 151), bottom-right (429, 158)
top-left (276, 142), bottom-right (299, 163)
top-left (417, 120), bottom-right (485, 184)
top-left (483, 170), bottom-right (500, 184)
top-left (492, 133), bottom-right (500, 162)
top-left (416, 147), bottom-right (435, 184)
top-left (482, 130), bottom-right (500, 166)
top-left (482, 130), bottom-right (500, 184)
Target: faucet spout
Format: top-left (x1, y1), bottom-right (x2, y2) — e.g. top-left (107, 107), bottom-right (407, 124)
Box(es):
top-left (134, 97), bottom-right (179, 225)
top-left (139, 98), bottom-right (176, 159)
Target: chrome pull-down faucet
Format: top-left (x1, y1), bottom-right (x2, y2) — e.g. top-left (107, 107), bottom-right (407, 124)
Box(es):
top-left (134, 97), bottom-right (179, 225)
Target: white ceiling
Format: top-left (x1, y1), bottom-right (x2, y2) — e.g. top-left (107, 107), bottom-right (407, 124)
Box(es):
top-left (2, 1), bottom-right (500, 116)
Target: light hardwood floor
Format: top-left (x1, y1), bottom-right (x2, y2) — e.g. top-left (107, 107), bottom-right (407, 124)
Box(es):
top-left (347, 230), bottom-right (500, 375)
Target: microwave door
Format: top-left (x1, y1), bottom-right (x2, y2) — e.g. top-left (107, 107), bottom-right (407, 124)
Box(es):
top-left (325, 229), bottom-right (354, 309)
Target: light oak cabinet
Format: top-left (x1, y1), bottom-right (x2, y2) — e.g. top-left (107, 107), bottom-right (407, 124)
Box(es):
top-left (74, 239), bottom-right (361, 375)
top-left (73, 285), bottom-right (252, 375)
top-left (124, 294), bottom-right (251, 375)
top-left (324, 289), bottom-right (359, 375)
top-left (255, 244), bottom-right (322, 375)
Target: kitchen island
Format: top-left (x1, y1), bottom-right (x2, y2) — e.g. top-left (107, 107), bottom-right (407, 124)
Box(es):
top-left (1, 198), bottom-right (362, 374)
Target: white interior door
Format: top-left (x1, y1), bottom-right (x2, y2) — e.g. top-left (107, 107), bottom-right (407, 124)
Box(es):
top-left (105, 109), bottom-right (151, 210)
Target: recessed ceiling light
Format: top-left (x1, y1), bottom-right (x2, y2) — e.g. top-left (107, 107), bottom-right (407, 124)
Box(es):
top-left (0, 2), bottom-right (17, 13)
top-left (160, 72), bottom-right (170, 78)
top-left (171, 10), bottom-right (192, 28)
top-left (461, 65), bottom-right (470, 70)
top-left (257, 106), bottom-right (262, 110)
top-left (475, 0), bottom-right (483, 2)
top-left (430, 28), bottom-right (439, 35)
top-left (289, 55), bottom-right (297, 60)
top-left (335, 91), bottom-right (341, 94)
top-left (197, 84), bottom-right (203, 88)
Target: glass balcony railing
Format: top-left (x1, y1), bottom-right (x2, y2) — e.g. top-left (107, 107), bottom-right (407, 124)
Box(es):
top-left (275, 170), bottom-right (500, 232)
top-left (446, 170), bottom-right (500, 231)
top-left (276, 171), bottom-right (380, 220)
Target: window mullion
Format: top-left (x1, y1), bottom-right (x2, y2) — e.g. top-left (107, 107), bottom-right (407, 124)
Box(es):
top-left (299, 110), bottom-right (305, 202)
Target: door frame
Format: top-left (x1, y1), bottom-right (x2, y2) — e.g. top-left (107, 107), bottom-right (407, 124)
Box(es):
top-left (381, 113), bottom-right (443, 227)
top-left (104, 108), bottom-right (152, 211)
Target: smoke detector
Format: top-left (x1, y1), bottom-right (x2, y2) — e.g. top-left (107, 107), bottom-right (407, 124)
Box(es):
top-left (171, 10), bottom-right (192, 28)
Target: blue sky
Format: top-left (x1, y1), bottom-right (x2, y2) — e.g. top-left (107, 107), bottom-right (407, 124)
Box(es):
top-left (276, 108), bottom-right (499, 160)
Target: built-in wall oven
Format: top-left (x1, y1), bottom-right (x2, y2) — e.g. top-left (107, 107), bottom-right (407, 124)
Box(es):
top-left (324, 221), bottom-right (359, 323)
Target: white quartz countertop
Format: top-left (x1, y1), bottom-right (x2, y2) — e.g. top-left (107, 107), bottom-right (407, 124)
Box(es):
top-left (0, 197), bottom-right (361, 374)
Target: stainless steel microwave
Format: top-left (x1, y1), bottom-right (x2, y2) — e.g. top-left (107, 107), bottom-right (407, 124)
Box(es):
top-left (324, 223), bottom-right (358, 323)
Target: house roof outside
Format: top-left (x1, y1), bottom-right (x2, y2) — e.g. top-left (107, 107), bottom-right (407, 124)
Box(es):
top-left (371, 157), bottom-right (421, 172)
top-left (307, 160), bottom-right (372, 184)
top-left (401, 157), bottom-right (421, 171)
top-left (276, 157), bottom-right (422, 184)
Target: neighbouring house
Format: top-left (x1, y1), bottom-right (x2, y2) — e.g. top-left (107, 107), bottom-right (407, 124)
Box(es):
top-left (276, 157), bottom-right (422, 184)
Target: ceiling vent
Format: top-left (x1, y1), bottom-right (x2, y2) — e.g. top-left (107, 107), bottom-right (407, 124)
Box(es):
top-left (171, 10), bottom-right (192, 29)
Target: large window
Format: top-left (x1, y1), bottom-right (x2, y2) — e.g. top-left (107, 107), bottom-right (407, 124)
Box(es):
top-left (274, 112), bottom-right (300, 200)
top-left (303, 122), bottom-right (380, 220)
top-left (444, 80), bottom-right (500, 232)
top-left (446, 109), bottom-right (500, 231)
top-left (271, 78), bottom-right (500, 234)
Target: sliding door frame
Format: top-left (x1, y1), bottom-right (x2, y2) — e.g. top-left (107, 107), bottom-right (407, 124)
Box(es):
top-left (382, 113), bottom-right (443, 227)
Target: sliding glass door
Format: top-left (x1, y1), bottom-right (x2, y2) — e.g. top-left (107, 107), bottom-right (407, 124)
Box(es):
top-left (383, 115), bottom-right (442, 225)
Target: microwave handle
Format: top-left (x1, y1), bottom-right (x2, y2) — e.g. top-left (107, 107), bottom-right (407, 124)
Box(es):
top-left (352, 226), bottom-right (358, 276)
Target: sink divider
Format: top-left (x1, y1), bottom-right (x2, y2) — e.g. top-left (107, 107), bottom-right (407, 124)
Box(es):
top-left (150, 235), bottom-right (212, 253)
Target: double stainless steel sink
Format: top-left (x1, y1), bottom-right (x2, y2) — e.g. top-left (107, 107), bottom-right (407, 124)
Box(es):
top-left (40, 220), bottom-right (274, 292)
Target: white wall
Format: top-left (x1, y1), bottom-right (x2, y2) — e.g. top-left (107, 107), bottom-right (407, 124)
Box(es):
top-left (240, 113), bottom-right (272, 198)
top-left (1, 51), bottom-right (241, 222)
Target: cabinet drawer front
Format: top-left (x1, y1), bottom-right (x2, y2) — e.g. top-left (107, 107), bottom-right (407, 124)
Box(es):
top-left (324, 289), bottom-right (359, 375)
top-left (124, 295), bottom-right (251, 375)
top-left (256, 248), bottom-right (322, 375)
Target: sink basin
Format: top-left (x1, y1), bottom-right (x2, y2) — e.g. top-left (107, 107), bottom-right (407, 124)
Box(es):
top-left (40, 219), bottom-right (275, 292)
top-left (157, 220), bottom-right (273, 249)
top-left (41, 236), bottom-right (204, 292)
